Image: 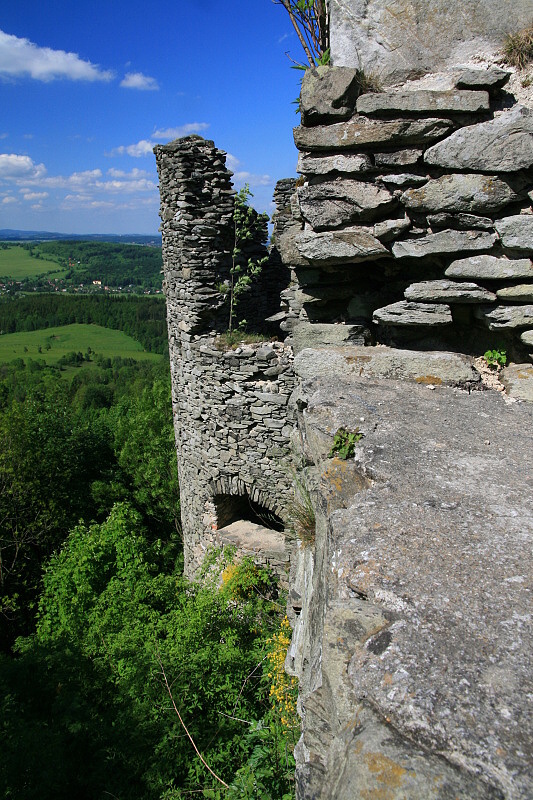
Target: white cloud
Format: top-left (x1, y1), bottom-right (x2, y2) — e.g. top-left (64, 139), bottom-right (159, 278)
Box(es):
top-left (107, 167), bottom-right (151, 179)
top-left (152, 123), bottom-right (210, 139)
top-left (2, 195), bottom-right (17, 204)
top-left (0, 153), bottom-right (46, 179)
top-left (224, 153), bottom-right (271, 188)
top-left (120, 71), bottom-right (159, 91)
top-left (108, 123), bottom-right (210, 157)
top-left (109, 139), bottom-right (154, 158)
top-left (20, 190), bottom-right (49, 201)
top-left (233, 171), bottom-right (272, 187)
top-left (0, 29), bottom-right (114, 82)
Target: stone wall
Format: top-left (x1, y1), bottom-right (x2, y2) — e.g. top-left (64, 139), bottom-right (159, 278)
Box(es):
top-left (154, 136), bottom-right (297, 581)
top-left (278, 65), bottom-right (533, 363)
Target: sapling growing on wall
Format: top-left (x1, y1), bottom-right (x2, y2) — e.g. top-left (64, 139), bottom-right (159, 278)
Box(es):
top-left (273, 0), bottom-right (330, 66)
top-left (228, 184), bottom-right (269, 333)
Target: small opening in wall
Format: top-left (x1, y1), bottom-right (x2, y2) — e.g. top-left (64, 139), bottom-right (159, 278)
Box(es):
top-left (214, 493), bottom-right (284, 532)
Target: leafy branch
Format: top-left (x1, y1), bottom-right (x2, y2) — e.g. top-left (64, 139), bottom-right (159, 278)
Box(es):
top-left (228, 185), bottom-right (268, 333)
top-left (273, 0), bottom-right (330, 67)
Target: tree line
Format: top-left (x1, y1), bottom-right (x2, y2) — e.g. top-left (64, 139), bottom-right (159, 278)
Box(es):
top-left (0, 294), bottom-right (168, 353)
top-left (22, 240), bottom-right (163, 289)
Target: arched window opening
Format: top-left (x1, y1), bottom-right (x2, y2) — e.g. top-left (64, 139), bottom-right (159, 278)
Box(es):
top-left (214, 492), bottom-right (284, 532)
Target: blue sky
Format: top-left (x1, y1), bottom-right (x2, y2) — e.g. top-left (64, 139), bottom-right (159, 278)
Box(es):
top-left (0, 1), bottom-right (304, 234)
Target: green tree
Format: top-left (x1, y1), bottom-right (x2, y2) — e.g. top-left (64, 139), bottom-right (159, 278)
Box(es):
top-left (0, 506), bottom-right (291, 799)
top-left (0, 388), bottom-right (113, 645)
top-left (228, 185), bottom-right (269, 332)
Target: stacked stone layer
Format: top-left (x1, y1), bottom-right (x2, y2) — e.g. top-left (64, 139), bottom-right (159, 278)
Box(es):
top-left (278, 66), bottom-right (533, 362)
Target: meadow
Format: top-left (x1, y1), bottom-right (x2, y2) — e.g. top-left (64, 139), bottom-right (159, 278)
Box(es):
top-left (0, 245), bottom-right (65, 279)
top-left (0, 322), bottom-right (163, 364)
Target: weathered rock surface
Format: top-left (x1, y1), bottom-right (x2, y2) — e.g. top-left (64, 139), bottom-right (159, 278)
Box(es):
top-left (521, 330), bottom-right (533, 347)
top-left (373, 300), bottom-right (452, 326)
top-left (294, 344), bottom-right (480, 386)
top-left (297, 152), bottom-right (372, 176)
top-left (300, 66), bottom-right (361, 125)
top-left (495, 214), bottom-right (533, 252)
top-left (425, 106), bottom-right (533, 172)
top-left (392, 229), bottom-right (496, 258)
top-left (427, 212), bottom-right (494, 230)
top-left (500, 363), bottom-right (533, 401)
top-left (330, 0), bottom-right (533, 84)
top-left (497, 284), bottom-right (533, 301)
top-left (373, 214), bottom-right (411, 241)
top-left (455, 68), bottom-right (511, 90)
top-left (374, 148), bottom-right (423, 166)
top-left (402, 174), bottom-right (518, 215)
top-left (290, 366), bottom-right (533, 799)
top-left (290, 228), bottom-right (389, 266)
top-left (357, 89), bottom-right (489, 115)
top-left (297, 179), bottom-right (395, 229)
top-left (292, 322), bottom-right (370, 354)
top-left (446, 255), bottom-right (533, 280)
top-left (294, 117), bottom-right (454, 152)
top-left (476, 304), bottom-right (533, 330)
top-left (405, 279), bottom-right (496, 303)
top-left (379, 172), bottom-right (427, 187)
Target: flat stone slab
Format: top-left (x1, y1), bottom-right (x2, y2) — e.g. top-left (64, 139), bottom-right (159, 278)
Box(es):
top-left (297, 152), bottom-right (373, 176)
top-left (497, 284), bottom-right (533, 301)
top-left (379, 172), bottom-right (427, 187)
top-left (405, 279), bottom-right (496, 303)
top-left (217, 520), bottom-right (286, 555)
top-left (392, 229), bottom-right (496, 259)
top-left (446, 255), bottom-right (533, 280)
top-left (402, 173), bottom-right (517, 215)
top-left (297, 179), bottom-right (395, 230)
top-left (374, 148), bottom-right (422, 166)
top-left (476, 304), bottom-right (533, 330)
top-left (425, 105), bottom-right (533, 172)
top-left (294, 344), bottom-right (480, 386)
top-left (521, 330), bottom-right (533, 347)
top-left (495, 215), bottom-right (533, 252)
top-left (294, 117), bottom-right (453, 152)
top-left (357, 89), bottom-right (489, 115)
top-left (373, 214), bottom-right (411, 241)
top-left (373, 300), bottom-right (452, 326)
top-left (427, 212), bottom-right (494, 230)
top-left (293, 228), bottom-right (389, 266)
top-left (292, 371), bottom-right (533, 799)
top-left (501, 363), bottom-right (533, 401)
top-left (293, 322), bottom-right (369, 355)
top-left (455, 68), bottom-right (511, 90)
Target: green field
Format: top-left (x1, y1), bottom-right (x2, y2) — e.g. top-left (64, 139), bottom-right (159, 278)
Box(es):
top-left (0, 245), bottom-right (65, 280)
top-left (0, 323), bottom-right (163, 364)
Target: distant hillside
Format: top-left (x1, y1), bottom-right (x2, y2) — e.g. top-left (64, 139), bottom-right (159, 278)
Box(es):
top-left (0, 229), bottom-right (162, 246)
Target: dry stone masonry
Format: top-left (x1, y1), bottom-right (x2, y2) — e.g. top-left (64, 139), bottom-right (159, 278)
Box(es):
top-left (278, 65), bottom-right (533, 361)
top-left (154, 136), bottom-right (297, 581)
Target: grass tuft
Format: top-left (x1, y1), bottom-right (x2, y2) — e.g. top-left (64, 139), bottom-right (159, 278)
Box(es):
top-left (503, 26), bottom-right (533, 69)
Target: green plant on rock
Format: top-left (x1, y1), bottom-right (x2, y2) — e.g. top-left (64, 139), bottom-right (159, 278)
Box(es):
top-left (484, 348), bottom-right (507, 369)
top-left (328, 426), bottom-right (363, 460)
top-left (228, 184), bottom-right (268, 333)
top-left (288, 476), bottom-right (316, 546)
